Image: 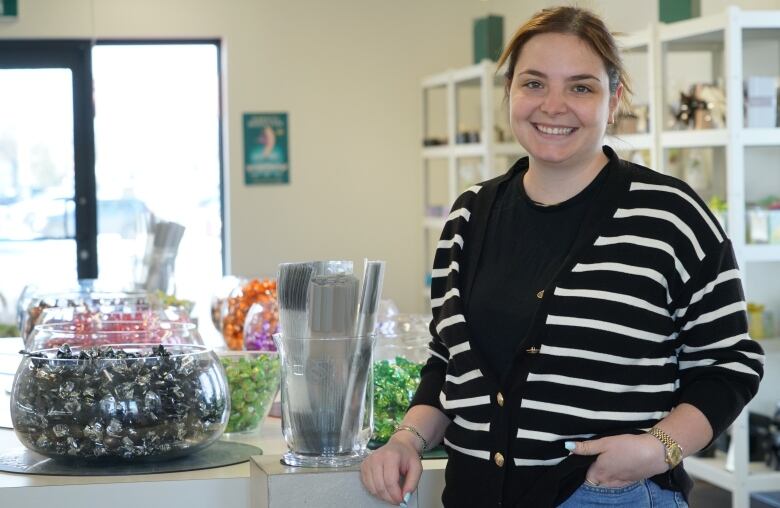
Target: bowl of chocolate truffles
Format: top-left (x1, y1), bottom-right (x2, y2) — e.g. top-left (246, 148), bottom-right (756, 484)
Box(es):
top-left (10, 343), bottom-right (229, 462)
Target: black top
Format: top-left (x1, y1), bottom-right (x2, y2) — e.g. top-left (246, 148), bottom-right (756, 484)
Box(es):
top-left (468, 164), bottom-right (609, 380)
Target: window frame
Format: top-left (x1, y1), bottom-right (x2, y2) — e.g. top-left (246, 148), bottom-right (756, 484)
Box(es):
top-left (0, 39), bottom-right (225, 280)
top-left (0, 39), bottom-right (97, 278)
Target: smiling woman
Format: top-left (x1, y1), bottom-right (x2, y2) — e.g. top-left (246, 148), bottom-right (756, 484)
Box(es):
top-left (360, 6), bottom-right (763, 508)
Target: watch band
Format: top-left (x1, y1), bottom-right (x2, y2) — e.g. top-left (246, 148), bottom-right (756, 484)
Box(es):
top-left (648, 427), bottom-right (683, 467)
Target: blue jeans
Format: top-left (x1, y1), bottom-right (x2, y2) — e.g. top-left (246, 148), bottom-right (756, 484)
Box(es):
top-left (557, 479), bottom-right (688, 507)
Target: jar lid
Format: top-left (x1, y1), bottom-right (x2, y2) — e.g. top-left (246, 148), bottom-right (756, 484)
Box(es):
top-left (376, 313), bottom-right (431, 344)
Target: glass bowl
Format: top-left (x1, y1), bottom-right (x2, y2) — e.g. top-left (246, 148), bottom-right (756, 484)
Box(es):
top-left (221, 277), bottom-right (277, 350)
top-left (371, 314), bottom-right (430, 444)
top-left (26, 321), bottom-right (203, 351)
top-left (19, 290), bottom-right (191, 342)
top-left (10, 343), bottom-right (229, 462)
top-left (243, 301), bottom-right (279, 351)
top-left (217, 350), bottom-right (280, 434)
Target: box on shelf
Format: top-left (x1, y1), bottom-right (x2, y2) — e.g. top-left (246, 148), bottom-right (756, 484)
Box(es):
top-left (747, 207), bottom-right (770, 244)
top-left (659, 0), bottom-right (700, 23)
top-left (744, 76), bottom-right (778, 128)
top-left (769, 209), bottom-right (780, 244)
top-left (473, 15), bottom-right (503, 64)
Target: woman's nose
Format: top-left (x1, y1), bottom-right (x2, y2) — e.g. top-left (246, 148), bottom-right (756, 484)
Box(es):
top-left (540, 90), bottom-right (567, 115)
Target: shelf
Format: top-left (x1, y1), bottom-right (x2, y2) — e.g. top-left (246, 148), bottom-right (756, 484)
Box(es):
top-left (422, 143), bottom-right (526, 159)
top-left (617, 29), bottom-right (650, 51)
top-left (452, 143), bottom-right (486, 157)
top-left (606, 133), bottom-right (653, 151)
top-left (495, 142), bottom-right (526, 156)
top-left (659, 11), bottom-right (727, 45)
top-left (422, 61), bottom-right (496, 89)
top-left (423, 216), bottom-right (446, 230)
top-left (659, 8), bottom-right (780, 49)
top-left (740, 10), bottom-right (780, 30)
top-left (422, 145), bottom-right (452, 158)
top-left (743, 128), bottom-right (780, 147)
top-left (450, 60), bottom-right (490, 84)
top-left (744, 244), bottom-right (780, 262)
top-left (421, 143), bottom-right (483, 158)
top-left (661, 129), bottom-right (728, 148)
top-left (685, 454), bottom-right (780, 493)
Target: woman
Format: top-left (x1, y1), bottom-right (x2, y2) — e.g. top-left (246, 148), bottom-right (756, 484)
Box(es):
top-left (361, 6), bottom-right (764, 508)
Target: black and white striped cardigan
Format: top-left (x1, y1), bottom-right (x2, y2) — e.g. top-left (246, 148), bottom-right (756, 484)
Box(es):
top-left (411, 147), bottom-right (764, 505)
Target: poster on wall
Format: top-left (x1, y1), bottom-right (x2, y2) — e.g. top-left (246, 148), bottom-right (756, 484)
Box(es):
top-left (243, 112), bottom-right (289, 185)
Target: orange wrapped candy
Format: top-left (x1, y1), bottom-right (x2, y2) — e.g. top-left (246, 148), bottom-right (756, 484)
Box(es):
top-left (222, 278), bottom-right (278, 350)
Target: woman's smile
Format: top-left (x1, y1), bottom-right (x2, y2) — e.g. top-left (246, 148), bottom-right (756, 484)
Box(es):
top-left (532, 123), bottom-right (578, 137)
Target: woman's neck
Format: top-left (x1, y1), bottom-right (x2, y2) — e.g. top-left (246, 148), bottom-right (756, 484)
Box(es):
top-left (523, 149), bottom-right (609, 206)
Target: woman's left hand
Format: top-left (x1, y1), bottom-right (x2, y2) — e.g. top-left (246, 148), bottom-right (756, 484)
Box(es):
top-left (566, 434), bottom-right (670, 487)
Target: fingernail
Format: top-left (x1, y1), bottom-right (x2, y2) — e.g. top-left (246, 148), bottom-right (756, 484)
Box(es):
top-left (564, 441), bottom-right (576, 451)
top-left (404, 492), bottom-right (411, 503)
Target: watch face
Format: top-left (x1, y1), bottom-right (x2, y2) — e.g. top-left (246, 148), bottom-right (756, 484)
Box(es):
top-left (669, 445), bottom-right (683, 466)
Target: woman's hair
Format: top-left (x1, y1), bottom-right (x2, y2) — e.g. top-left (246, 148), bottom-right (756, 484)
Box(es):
top-left (497, 6), bottom-right (632, 111)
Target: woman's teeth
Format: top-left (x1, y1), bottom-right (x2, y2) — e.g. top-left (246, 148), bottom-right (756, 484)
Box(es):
top-left (536, 125), bottom-right (575, 135)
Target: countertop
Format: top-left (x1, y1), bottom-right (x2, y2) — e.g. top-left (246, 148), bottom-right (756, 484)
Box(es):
top-left (0, 337), bottom-right (447, 508)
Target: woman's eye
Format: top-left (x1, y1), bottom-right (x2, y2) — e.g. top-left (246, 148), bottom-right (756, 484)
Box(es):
top-left (523, 81), bottom-right (543, 89)
top-left (573, 84), bottom-right (592, 93)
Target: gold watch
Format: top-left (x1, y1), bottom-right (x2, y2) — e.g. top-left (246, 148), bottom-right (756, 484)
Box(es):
top-left (648, 427), bottom-right (683, 468)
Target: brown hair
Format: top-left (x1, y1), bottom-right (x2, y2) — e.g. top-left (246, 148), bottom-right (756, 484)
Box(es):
top-left (497, 6), bottom-right (632, 111)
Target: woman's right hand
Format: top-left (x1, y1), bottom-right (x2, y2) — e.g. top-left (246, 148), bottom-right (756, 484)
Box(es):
top-left (360, 432), bottom-right (423, 505)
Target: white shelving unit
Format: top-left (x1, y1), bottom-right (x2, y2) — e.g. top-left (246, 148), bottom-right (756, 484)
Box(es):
top-left (647, 7), bottom-right (780, 507)
top-left (609, 26), bottom-right (659, 167)
top-left (420, 60), bottom-right (526, 299)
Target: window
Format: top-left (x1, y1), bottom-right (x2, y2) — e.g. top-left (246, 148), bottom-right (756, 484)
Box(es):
top-left (0, 40), bottom-right (223, 329)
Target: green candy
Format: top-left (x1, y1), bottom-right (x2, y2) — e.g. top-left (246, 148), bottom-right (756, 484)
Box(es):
top-left (220, 354), bottom-right (281, 433)
top-left (372, 357), bottom-right (423, 442)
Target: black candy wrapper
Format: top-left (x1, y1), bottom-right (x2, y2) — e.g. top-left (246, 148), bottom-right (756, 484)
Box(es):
top-left (12, 344), bottom-right (228, 462)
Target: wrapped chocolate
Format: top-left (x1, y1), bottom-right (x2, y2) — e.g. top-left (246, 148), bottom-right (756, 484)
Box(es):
top-left (19, 290), bottom-right (192, 343)
top-left (27, 320), bottom-right (203, 351)
top-left (11, 343), bottom-right (229, 462)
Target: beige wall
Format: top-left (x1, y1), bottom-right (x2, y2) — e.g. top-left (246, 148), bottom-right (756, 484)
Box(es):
top-left (1, 0), bottom-right (777, 313)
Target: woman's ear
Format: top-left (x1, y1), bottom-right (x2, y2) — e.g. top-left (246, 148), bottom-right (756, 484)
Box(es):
top-left (608, 83), bottom-right (624, 124)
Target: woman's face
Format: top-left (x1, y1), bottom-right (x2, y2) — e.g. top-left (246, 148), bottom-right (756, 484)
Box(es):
top-left (509, 32), bottom-right (621, 169)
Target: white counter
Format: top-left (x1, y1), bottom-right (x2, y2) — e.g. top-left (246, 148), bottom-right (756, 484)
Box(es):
top-left (0, 337), bottom-right (446, 507)
top-left (0, 418), bottom-right (289, 508)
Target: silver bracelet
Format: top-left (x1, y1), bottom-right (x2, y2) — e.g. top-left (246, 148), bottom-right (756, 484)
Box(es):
top-left (393, 424), bottom-right (429, 455)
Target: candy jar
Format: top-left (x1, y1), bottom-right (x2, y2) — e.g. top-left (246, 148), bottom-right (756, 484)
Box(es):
top-left (18, 290), bottom-right (191, 344)
top-left (210, 275), bottom-right (244, 333)
top-left (371, 314), bottom-right (431, 444)
top-left (20, 290), bottom-right (149, 341)
top-left (243, 300), bottom-right (279, 351)
top-left (217, 350), bottom-right (280, 434)
top-left (11, 343), bottom-right (229, 462)
top-left (221, 277), bottom-right (277, 351)
top-left (27, 320), bottom-right (203, 350)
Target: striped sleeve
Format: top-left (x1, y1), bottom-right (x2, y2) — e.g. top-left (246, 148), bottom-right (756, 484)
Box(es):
top-left (675, 239), bottom-right (764, 437)
top-left (411, 188), bottom-right (479, 412)
top-left (409, 316), bottom-right (449, 410)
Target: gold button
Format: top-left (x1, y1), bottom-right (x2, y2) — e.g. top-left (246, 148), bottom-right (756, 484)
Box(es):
top-left (536, 290), bottom-right (544, 299)
top-left (494, 452), bottom-right (505, 467)
top-left (526, 346), bottom-right (539, 354)
top-left (497, 392), bottom-right (504, 407)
